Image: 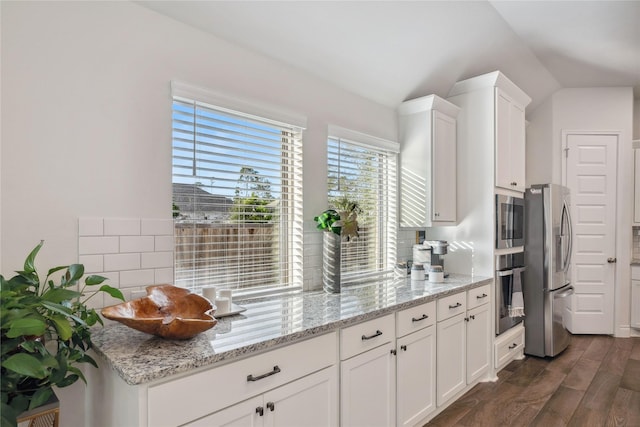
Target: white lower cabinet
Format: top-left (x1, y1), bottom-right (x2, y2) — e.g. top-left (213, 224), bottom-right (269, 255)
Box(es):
top-left (147, 332), bottom-right (338, 426)
top-left (436, 285), bottom-right (491, 408)
top-left (340, 314), bottom-right (396, 427)
top-left (631, 266), bottom-right (640, 328)
top-left (466, 287), bottom-right (491, 384)
top-left (436, 311), bottom-right (467, 406)
top-left (395, 301), bottom-right (437, 427)
top-left (494, 323), bottom-right (525, 371)
top-left (185, 366), bottom-right (338, 427)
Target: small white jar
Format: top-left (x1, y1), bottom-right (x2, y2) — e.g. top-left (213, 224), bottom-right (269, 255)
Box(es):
top-left (411, 263), bottom-right (426, 281)
top-left (429, 265), bottom-right (444, 283)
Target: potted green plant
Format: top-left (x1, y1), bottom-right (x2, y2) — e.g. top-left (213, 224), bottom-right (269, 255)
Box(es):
top-left (0, 241), bottom-right (124, 427)
top-left (314, 197), bottom-right (362, 293)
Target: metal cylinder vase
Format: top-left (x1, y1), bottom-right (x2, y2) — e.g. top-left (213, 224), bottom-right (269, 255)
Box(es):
top-left (322, 232), bottom-right (342, 293)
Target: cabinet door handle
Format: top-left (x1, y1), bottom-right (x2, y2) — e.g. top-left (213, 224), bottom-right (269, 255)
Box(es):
top-left (362, 330), bottom-right (383, 340)
top-left (511, 181), bottom-right (518, 186)
top-left (449, 302), bottom-right (462, 309)
top-left (508, 343), bottom-right (518, 350)
top-left (266, 402), bottom-right (275, 412)
top-left (434, 212), bottom-right (440, 217)
top-left (391, 349), bottom-right (397, 355)
top-left (247, 365), bottom-right (281, 382)
top-left (256, 406), bottom-right (264, 416)
top-left (476, 293), bottom-right (488, 299)
top-left (412, 314), bottom-right (429, 322)
top-left (401, 345), bottom-right (407, 352)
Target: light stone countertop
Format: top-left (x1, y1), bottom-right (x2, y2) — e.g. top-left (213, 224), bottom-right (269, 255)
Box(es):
top-left (91, 273), bottom-right (492, 385)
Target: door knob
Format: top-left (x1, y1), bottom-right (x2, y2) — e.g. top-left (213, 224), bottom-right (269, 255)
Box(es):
top-left (607, 257), bottom-right (617, 263)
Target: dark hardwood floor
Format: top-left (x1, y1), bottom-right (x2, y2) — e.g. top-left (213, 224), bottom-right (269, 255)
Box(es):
top-left (425, 335), bottom-right (640, 427)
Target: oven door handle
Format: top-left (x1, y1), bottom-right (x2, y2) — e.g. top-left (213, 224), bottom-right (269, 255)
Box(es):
top-left (497, 269), bottom-right (513, 277)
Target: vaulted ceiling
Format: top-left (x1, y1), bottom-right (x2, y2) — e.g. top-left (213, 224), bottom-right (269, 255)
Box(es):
top-left (138, 1), bottom-right (640, 112)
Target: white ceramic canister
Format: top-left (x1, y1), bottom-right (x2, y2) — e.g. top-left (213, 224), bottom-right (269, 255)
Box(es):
top-left (411, 263), bottom-right (426, 281)
top-left (429, 265), bottom-right (444, 283)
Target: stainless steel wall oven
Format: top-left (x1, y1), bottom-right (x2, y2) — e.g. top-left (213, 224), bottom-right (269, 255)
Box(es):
top-left (495, 194), bottom-right (525, 249)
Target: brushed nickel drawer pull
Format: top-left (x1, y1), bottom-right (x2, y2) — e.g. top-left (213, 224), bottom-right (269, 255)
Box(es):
top-left (412, 314), bottom-right (429, 322)
top-left (449, 302), bottom-right (462, 309)
top-left (247, 365), bottom-right (281, 382)
top-left (361, 330), bottom-right (383, 340)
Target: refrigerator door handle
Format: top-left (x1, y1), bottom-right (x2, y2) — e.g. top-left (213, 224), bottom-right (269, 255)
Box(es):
top-left (554, 286), bottom-right (574, 299)
top-left (561, 201), bottom-right (573, 273)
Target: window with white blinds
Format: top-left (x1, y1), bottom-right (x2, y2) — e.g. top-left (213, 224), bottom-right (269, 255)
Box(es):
top-left (327, 134), bottom-right (398, 284)
top-left (172, 97), bottom-right (304, 297)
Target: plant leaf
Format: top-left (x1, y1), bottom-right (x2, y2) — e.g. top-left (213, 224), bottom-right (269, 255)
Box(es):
top-left (99, 285), bottom-right (125, 301)
top-left (1, 400), bottom-right (20, 427)
top-left (40, 301), bottom-right (86, 326)
top-left (28, 387), bottom-right (52, 410)
top-left (49, 314), bottom-right (73, 341)
top-left (41, 288), bottom-right (81, 304)
top-left (1, 353), bottom-right (48, 379)
top-left (23, 241), bottom-right (44, 274)
top-left (84, 275), bottom-right (107, 286)
top-left (66, 264), bottom-right (84, 283)
top-left (5, 318), bottom-right (47, 338)
top-left (45, 265), bottom-right (67, 277)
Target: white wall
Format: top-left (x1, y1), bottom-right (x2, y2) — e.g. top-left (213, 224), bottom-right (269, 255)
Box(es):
top-left (546, 87), bottom-right (634, 337)
top-left (1, 1), bottom-right (396, 270)
top-left (1, 2), bottom-right (396, 425)
top-left (525, 96), bottom-right (554, 186)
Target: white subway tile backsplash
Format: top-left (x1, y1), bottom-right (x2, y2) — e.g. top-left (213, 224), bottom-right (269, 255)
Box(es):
top-left (120, 269), bottom-right (155, 288)
top-left (141, 252), bottom-right (173, 269)
top-left (142, 218), bottom-right (173, 236)
top-left (79, 236), bottom-right (119, 255)
top-left (104, 218), bottom-right (141, 236)
top-left (154, 268), bottom-right (174, 284)
top-left (79, 218), bottom-right (104, 236)
top-left (154, 235), bottom-right (174, 252)
top-left (97, 271), bottom-right (120, 288)
top-left (79, 255), bottom-right (104, 274)
top-left (120, 236), bottom-right (154, 253)
top-left (104, 253), bottom-right (141, 271)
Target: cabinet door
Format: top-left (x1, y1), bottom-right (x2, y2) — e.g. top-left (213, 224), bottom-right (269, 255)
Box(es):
top-left (466, 304), bottom-right (490, 384)
top-left (264, 366), bottom-right (338, 427)
top-left (432, 110), bottom-right (457, 222)
top-left (635, 150), bottom-right (640, 224)
top-left (495, 88), bottom-right (526, 192)
top-left (341, 342), bottom-right (395, 427)
top-left (396, 325), bottom-right (436, 427)
top-left (509, 101), bottom-right (526, 192)
top-left (632, 280), bottom-right (640, 328)
top-left (184, 395), bottom-right (263, 427)
top-left (436, 313), bottom-right (466, 407)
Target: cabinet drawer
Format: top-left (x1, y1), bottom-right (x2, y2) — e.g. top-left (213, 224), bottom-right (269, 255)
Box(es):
top-left (467, 284), bottom-right (491, 310)
top-left (147, 332), bottom-right (338, 427)
top-left (340, 314), bottom-right (395, 360)
top-left (396, 301), bottom-right (436, 338)
top-left (632, 266), bottom-right (640, 280)
top-left (495, 325), bottom-right (524, 370)
top-left (437, 292), bottom-right (467, 322)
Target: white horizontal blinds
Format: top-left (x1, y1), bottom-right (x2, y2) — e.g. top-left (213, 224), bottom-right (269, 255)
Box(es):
top-left (172, 98), bottom-right (304, 296)
top-left (327, 136), bottom-right (397, 284)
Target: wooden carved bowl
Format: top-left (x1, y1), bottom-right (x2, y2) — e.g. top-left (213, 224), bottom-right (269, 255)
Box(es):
top-left (101, 284), bottom-right (217, 340)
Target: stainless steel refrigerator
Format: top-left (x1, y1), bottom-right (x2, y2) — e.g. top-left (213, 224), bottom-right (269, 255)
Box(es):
top-left (523, 184), bottom-right (574, 357)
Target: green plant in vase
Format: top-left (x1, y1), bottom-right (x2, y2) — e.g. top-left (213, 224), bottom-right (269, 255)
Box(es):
top-left (0, 241), bottom-right (124, 427)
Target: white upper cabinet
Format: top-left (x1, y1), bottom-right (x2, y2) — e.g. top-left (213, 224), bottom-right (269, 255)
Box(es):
top-left (634, 146), bottom-right (640, 225)
top-left (398, 95), bottom-right (461, 227)
top-left (448, 71), bottom-right (531, 194)
top-left (495, 88), bottom-right (526, 192)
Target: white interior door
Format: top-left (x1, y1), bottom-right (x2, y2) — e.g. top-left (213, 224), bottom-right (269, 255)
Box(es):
top-left (564, 132), bottom-right (617, 334)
